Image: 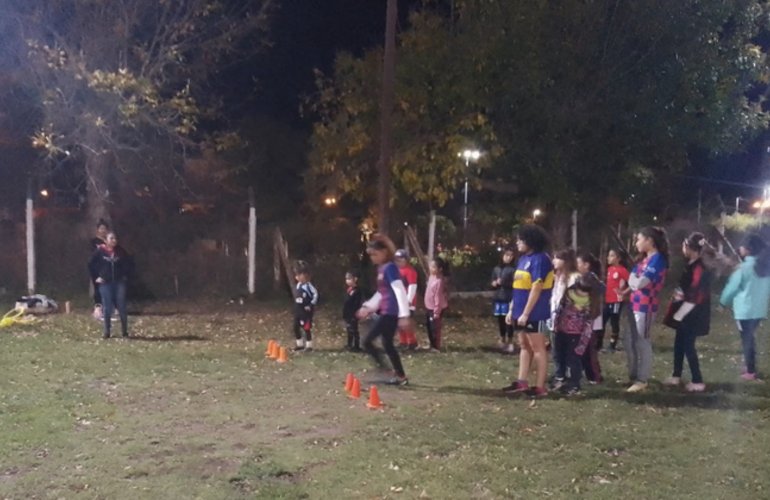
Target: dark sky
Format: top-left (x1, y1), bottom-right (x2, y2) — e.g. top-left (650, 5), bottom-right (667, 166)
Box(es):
top-left (223, 0), bottom-right (421, 127)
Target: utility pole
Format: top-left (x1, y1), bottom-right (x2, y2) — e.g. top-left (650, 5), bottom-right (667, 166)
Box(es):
top-left (376, 0), bottom-right (397, 235)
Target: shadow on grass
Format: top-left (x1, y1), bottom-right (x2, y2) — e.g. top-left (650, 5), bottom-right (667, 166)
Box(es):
top-left (130, 334), bottom-right (209, 342)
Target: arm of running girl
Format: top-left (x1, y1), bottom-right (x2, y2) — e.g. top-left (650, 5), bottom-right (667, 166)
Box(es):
top-left (357, 292), bottom-right (382, 319)
top-left (518, 281), bottom-right (543, 327)
top-left (390, 279), bottom-right (412, 328)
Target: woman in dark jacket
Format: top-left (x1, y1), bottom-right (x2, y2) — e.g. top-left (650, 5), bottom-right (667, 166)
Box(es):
top-left (88, 232), bottom-right (133, 338)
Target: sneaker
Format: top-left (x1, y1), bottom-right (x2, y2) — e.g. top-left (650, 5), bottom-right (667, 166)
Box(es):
top-left (505, 344), bottom-right (516, 354)
top-left (626, 381), bottom-right (648, 393)
top-left (501, 380), bottom-right (529, 393)
top-left (293, 345), bottom-right (305, 352)
top-left (550, 378), bottom-right (566, 391)
top-left (685, 382), bottom-right (706, 392)
top-left (102, 333), bottom-right (111, 339)
top-left (303, 347), bottom-right (314, 353)
top-left (122, 333), bottom-right (129, 339)
top-left (663, 377), bottom-right (681, 387)
top-left (385, 376), bottom-right (409, 386)
top-left (741, 372), bottom-right (757, 381)
top-left (528, 386), bottom-right (548, 398)
top-left (428, 348), bottom-right (441, 354)
top-left (562, 386), bottom-right (581, 396)
top-left (407, 344), bottom-right (419, 351)
top-left (350, 346), bottom-right (363, 353)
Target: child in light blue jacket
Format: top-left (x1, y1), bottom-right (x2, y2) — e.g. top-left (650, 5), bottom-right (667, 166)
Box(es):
top-left (720, 234), bottom-right (770, 380)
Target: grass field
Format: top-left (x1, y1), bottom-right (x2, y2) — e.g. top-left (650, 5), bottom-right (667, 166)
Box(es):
top-left (1, 298), bottom-right (769, 500)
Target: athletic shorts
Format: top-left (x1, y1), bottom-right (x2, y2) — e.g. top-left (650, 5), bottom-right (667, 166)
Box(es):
top-left (493, 302), bottom-right (510, 316)
top-left (514, 320), bottom-right (547, 334)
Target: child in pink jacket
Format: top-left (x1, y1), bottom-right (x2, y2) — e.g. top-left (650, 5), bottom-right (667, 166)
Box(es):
top-left (425, 257), bottom-right (450, 352)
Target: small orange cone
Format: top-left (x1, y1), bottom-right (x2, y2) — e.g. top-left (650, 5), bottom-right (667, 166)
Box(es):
top-left (344, 373), bottom-right (354, 392)
top-left (270, 343), bottom-right (280, 359)
top-left (276, 347), bottom-right (288, 363)
top-left (349, 378), bottom-right (361, 399)
top-left (265, 340), bottom-right (275, 356)
top-left (366, 386), bottom-right (383, 409)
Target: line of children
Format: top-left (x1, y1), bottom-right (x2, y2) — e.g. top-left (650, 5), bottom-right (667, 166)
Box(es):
top-left (492, 248), bottom-right (517, 353)
top-left (576, 253), bottom-right (605, 384)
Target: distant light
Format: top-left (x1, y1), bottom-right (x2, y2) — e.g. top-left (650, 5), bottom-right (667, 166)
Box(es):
top-left (653, 216), bottom-right (658, 221)
top-left (460, 149), bottom-right (482, 161)
top-left (533, 209), bottom-right (542, 219)
top-left (40, 189), bottom-right (49, 198)
top-left (323, 196), bottom-right (337, 207)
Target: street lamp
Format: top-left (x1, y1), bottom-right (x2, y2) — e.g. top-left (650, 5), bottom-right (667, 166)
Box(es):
top-left (323, 195), bottom-right (337, 207)
top-left (458, 149), bottom-right (482, 242)
top-left (533, 208), bottom-right (542, 220)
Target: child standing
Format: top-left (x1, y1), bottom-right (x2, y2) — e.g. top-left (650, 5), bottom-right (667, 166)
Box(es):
top-left (293, 263), bottom-right (319, 352)
top-left (552, 275), bottom-right (601, 395)
top-left (604, 249), bottom-right (630, 352)
top-left (663, 233), bottom-right (713, 392)
top-left (343, 270), bottom-right (363, 352)
top-left (549, 248), bottom-right (580, 386)
top-left (621, 227), bottom-right (669, 393)
top-left (492, 247), bottom-right (516, 352)
top-left (720, 234), bottom-right (770, 381)
top-left (395, 249), bottom-right (419, 349)
top-left (577, 253), bottom-right (605, 384)
top-left (425, 257), bottom-right (450, 352)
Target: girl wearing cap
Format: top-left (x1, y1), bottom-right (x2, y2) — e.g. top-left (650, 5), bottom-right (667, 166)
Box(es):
top-left (357, 234), bottom-right (412, 385)
top-left (720, 233), bottom-right (770, 381)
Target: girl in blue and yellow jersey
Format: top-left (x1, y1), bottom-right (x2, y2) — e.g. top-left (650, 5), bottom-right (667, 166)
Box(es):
top-left (503, 224), bottom-right (554, 398)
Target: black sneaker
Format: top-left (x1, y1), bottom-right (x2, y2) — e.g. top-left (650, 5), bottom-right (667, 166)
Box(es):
top-left (303, 347), bottom-right (314, 353)
top-left (527, 386), bottom-right (548, 399)
top-left (293, 345), bottom-right (305, 352)
top-left (385, 376), bottom-right (409, 386)
top-left (501, 380), bottom-right (529, 394)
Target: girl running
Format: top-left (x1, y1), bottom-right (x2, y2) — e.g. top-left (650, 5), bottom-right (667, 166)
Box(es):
top-left (357, 234), bottom-right (411, 386)
top-left (491, 247), bottom-right (517, 352)
top-left (604, 249), bottom-right (630, 352)
top-left (620, 227), bottom-right (669, 393)
top-left (503, 225), bottom-right (554, 398)
top-left (720, 234), bottom-right (770, 381)
top-left (663, 233), bottom-right (714, 392)
top-left (424, 257), bottom-right (450, 352)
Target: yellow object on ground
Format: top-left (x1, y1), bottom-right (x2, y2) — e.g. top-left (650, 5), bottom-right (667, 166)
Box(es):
top-left (0, 308), bottom-right (41, 328)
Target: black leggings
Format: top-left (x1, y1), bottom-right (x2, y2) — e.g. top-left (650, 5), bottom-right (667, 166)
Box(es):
top-left (497, 316), bottom-right (513, 340)
top-left (673, 324), bottom-right (702, 383)
top-left (363, 314), bottom-right (406, 377)
top-left (601, 303), bottom-right (623, 349)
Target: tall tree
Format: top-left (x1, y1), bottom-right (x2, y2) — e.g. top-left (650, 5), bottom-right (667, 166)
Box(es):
top-left (0, 0), bottom-right (274, 227)
top-left (307, 0), bottom-right (770, 227)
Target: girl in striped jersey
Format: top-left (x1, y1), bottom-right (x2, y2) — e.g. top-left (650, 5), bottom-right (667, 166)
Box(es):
top-left (357, 234), bottom-right (412, 386)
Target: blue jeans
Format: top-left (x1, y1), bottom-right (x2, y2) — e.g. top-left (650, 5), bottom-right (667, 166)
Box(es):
top-left (738, 319), bottom-right (761, 375)
top-left (99, 282), bottom-right (128, 337)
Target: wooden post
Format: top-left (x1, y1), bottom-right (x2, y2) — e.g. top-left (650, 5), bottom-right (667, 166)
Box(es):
top-left (428, 210), bottom-right (436, 263)
top-left (26, 178), bottom-right (36, 295)
top-left (273, 228), bottom-right (281, 291)
top-left (571, 209), bottom-right (578, 251)
top-left (405, 226), bottom-right (429, 277)
top-left (248, 187), bottom-right (257, 295)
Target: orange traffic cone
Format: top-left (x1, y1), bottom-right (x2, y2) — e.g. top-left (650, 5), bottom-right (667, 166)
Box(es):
top-left (270, 343), bottom-right (280, 359)
top-left (276, 347), bottom-right (288, 363)
top-left (366, 386), bottom-right (383, 409)
top-left (344, 373), bottom-right (354, 392)
top-left (265, 340), bottom-right (275, 356)
top-left (349, 378), bottom-right (361, 399)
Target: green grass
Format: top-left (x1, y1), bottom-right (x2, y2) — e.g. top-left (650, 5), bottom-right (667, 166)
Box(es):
top-left (0, 298), bottom-right (768, 500)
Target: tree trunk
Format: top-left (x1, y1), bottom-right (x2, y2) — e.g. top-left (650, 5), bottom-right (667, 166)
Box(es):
top-left (376, 0), bottom-right (397, 236)
top-left (85, 150), bottom-right (112, 231)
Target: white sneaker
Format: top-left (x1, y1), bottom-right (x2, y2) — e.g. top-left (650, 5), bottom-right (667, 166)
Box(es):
top-left (626, 381), bottom-right (648, 393)
top-left (663, 377), bottom-right (681, 387)
top-left (505, 344), bottom-right (515, 354)
top-left (685, 382), bottom-right (706, 392)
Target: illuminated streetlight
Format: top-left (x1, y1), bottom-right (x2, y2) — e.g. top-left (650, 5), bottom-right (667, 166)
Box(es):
top-left (40, 189), bottom-right (49, 198)
top-left (533, 209), bottom-right (542, 220)
top-left (458, 149), bottom-right (482, 242)
top-left (323, 196), bottom-right (337, 207)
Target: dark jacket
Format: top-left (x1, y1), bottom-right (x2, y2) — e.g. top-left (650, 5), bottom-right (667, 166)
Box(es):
top-left (491, 264), bottom-right (516, 303)
top-left (343, 286), bottom-right (363, 321)
top-left (88, 245), bottom-right (134, 284)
